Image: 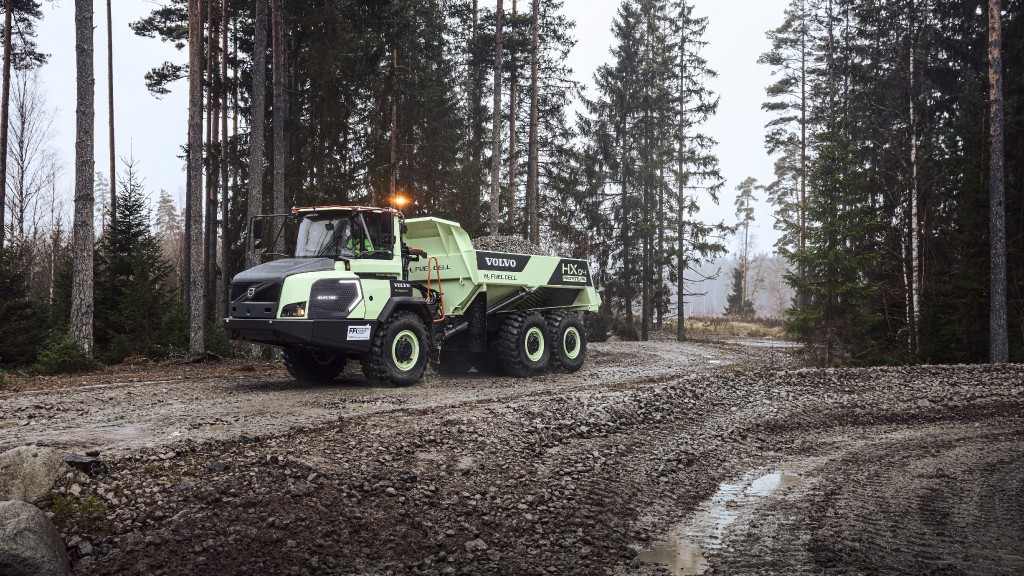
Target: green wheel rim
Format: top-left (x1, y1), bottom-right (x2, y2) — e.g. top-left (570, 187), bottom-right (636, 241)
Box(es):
top-left (563, 327), bottom-right (582, 360)
top-left (391, 329), bottom-right (420, 371)
top-left (525, 326), bottom-right (545, 362)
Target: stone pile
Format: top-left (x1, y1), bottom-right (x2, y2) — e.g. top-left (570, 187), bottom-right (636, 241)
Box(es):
top-left (472, 235), bottom-right (550, 256)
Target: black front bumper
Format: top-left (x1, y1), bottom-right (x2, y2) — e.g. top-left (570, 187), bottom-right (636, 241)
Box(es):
top-left (222, 317), bottom-right (378, 353)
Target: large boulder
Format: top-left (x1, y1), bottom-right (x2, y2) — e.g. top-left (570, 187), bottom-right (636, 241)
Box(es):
top-left (0, 500), bottom-right (72, 576)
top-left (0, 446), bottom-right (68, 503)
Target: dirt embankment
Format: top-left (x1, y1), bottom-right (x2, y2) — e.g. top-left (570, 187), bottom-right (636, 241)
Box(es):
top-left (4, 341), bottom-right (1022, 575)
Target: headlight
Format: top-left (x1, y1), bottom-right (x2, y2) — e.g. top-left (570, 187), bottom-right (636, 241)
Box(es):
top-left (281, 302), bottom-right (307, 317)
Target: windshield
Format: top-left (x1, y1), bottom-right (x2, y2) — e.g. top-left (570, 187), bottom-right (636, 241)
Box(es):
top-left (294, 215), bottom-right (355, 259)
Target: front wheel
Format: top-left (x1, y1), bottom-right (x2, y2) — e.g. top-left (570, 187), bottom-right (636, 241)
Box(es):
top-left (282, 349), bottom-right (347, 382)
top-left (546, 312), bottom-right (587, 373)
top-left (363, 310), bottom-right (429, 386)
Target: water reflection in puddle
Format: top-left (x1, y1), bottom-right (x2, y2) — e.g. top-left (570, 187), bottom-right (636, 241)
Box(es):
top-left (637, 469), bottom-right (804, 575)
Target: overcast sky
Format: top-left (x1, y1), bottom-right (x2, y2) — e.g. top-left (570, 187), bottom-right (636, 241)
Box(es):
top-left (33, 0), bottom-right (789, 253)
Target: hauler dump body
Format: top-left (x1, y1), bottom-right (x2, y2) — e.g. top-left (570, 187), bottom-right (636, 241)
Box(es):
top-left (223, 205), bottom-right (601, 385)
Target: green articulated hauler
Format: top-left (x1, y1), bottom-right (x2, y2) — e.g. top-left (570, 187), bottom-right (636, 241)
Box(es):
top-left (223, 205), bottom-right (601, 385)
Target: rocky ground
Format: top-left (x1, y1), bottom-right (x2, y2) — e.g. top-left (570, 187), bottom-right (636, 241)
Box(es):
top-left (3, 338), bottom-right (1022, 575)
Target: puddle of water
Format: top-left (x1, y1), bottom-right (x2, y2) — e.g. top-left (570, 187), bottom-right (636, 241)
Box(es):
top-left (637, 537), bottom-right (709, 575)
top-left (637, 469), bottom-right (807, 575)
top-left (747, 472), bottom-right (802, 496)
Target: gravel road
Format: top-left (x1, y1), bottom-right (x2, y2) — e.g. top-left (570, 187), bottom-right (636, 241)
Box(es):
top-left (4, 339), bottom-right (1022, 575)
top-left (0, 339), bottom-right (763, 455)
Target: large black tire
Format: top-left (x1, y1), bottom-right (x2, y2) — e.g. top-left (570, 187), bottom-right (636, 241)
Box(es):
top-left (282, 349), bottom-right (347, 382)
top-left (434, 348), bottom-right (473, 376)
top-left (546, 311), bottom-right (587, 373)
top-left (496, 312), bottom-right (550, 377)
top-left (363, 310), bottom-right (429, 386)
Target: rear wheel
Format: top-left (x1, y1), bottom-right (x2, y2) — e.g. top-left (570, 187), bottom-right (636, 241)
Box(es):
top-left (496, 312), bottom-right (550, 377)
top-left (546, 312), bottom-right (587, 373)
top-left (363, 310), bottom-right (429, 386)
top-left (282, 349), bottom-right (347, 382)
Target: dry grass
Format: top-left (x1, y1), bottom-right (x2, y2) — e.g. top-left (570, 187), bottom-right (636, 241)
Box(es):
top-left (656, 316), bottom-right (789, 340)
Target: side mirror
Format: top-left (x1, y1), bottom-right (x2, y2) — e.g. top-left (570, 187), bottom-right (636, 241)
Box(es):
top-left (251, 219), bottom-right (263, 248)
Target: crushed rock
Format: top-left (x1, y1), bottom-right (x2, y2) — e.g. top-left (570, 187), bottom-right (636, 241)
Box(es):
top-left (472, 235), bottom-right (550, 256)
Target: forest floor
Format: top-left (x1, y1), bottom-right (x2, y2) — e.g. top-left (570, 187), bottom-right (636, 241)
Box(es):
top-left (2, 335), bottom-right (1022, 575)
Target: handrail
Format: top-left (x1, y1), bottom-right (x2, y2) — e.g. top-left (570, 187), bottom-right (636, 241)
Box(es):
top-left (425, 256), bottom-right (446, 322)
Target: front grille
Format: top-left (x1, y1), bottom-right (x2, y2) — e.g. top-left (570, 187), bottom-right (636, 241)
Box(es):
top-left (231, 282), bottom-right (282, 303)
top-left (308, 280), bottom-right (361, 319)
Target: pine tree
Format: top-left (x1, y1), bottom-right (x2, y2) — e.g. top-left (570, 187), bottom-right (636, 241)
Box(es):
top-left (0, 243), bottom-right (45, 365)
top-left (724, 266), bottom-right (756, 319)
top-left (758, 0), bottom-right (816, 308)
top-left (733, 176), bottom-right (759, 320)
top-left (94, 160), bottom-right (176, 361)
top-left (786, 126), bottom-right (880, 364)
top-left (71, 0), bottom-right (95, 355)
top-left (668, 0), bottom-right (727, 341)
top-left (0, 0), bottom-right (48, 248)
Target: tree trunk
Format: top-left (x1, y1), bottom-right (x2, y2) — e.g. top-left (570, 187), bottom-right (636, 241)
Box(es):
top-left (676, 34), bottom-right (687, 342)
top-left (106, 0), bottom-right (115, 219)
top-left (0, 0), bottom-right (12, 247)
top-left (797, 0), bottom-right (808, 312)
top-left (508, 0), bottom-right (517, 234)
top-left (71, 0), bottom-right (95, 354)
top-left (220, 0), bottom-right (229, 316)
top-left (488, 0), bottom-right (503, 236)
top-left (205, 0), bottom-right (219, 321)
top-left (271, 0), bottom-right (286, 248)
top-left (470, 0), bottom-right (483, 166)
top-left (187, 0), bottom-right (206, 355)
top-left (907, 0), bottom-right (920, 357)
top-left (246, 0), bottom-right (266, 269)
top-left (526, 0), bottom-right (539, 244)
top-left (389, 41), bottom-right (397, 205)
top-left (988, 0), bottom-right (1007, 363)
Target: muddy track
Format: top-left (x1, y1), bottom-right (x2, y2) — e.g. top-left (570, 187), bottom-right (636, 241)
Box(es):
top-left (5, 342), bottom-right (1022, 575)
top-left (0, 340), bottom-right (766, 455)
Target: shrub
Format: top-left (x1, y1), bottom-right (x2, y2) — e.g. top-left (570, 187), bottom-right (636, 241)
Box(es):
top-left (34, 332), bottom-right (100, 374)
top-left (50, 493), bottom-right (107, 533)
top-left (585, 310), bottom-right (613, 343)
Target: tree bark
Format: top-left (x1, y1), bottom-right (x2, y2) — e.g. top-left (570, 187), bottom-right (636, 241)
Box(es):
top-left (0, 0), bottom-right (12, 247)
top-left (205, 0), bottom-right (219, 320)
top-left (907, 0), bottom-right (920, 357)
top-left (526, 0), bottom-right (539, 244)
top-left (988, 0), bottom-right (1007, 363)
top-left (488, 0), bottom-right (503, 236)
top-left (71, 0), bottom-right (95, 354)
top-left (796, 0), bottom-right (808, 312)
top-left (271, 0), bottom-right (286, 247)
top-left (389, 40), bottom-right (397, 205)
top-left (507, 0), bottom-right (517, 234)
top-left (106, 0), bottom-right (115, 219)
top-left (220, 0), bottom-right (229, 316)
top-left (187, 0), bottom-right (206, 355)
top-left (247, 0), bottom-right (266, 269)
top-left (676, 32), bottom-right (687, 342)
